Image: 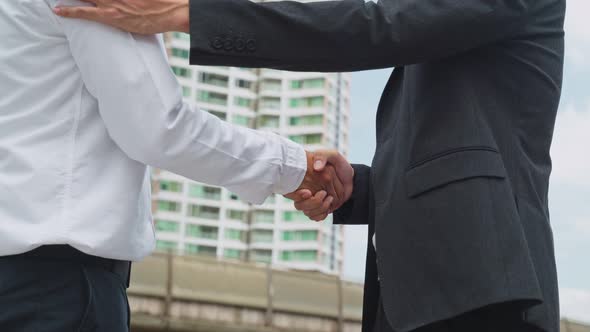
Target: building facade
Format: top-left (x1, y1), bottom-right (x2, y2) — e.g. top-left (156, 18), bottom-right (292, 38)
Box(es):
top-left (150, 31), bottom-right (350, 275)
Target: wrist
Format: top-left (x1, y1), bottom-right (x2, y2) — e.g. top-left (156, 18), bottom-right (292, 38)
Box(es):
top-left (171, 0), bottom-right (190, 33)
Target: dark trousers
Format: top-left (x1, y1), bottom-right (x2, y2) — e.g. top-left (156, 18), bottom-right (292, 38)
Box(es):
top-left (373, 294), bottom-right (545, 332)
top-left (0, 253), bottom-right (130, 332)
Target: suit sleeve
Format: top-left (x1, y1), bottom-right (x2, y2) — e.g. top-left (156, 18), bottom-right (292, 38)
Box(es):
top-left (333, 164), bottom-right (371, 225)
top-left (189, 0), bottom-right (534, 71)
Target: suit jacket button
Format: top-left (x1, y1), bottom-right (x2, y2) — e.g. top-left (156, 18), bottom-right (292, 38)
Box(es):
top-left (211, 37), bottom-right (223, 50)
top-left (223, 38), bottom-right (234, 51)
top-left (246, 39), bottom-right (257, 52)
top-left (234, 38), bottom-right (246, 52)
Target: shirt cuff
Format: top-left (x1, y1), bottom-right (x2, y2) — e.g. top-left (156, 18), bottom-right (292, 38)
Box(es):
top-left (272, 136), bottom-right (307, 195)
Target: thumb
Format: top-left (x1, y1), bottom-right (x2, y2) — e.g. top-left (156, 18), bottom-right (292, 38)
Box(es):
top-left (313, 153), bottom-right (328, 171)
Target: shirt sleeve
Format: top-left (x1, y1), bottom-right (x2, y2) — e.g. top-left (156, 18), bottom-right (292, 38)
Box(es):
top-left (46, 0), bottom-right (307, 204)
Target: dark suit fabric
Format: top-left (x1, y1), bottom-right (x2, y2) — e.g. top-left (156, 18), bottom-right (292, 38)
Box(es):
top-left (189, 1), bottom-right (565, 332)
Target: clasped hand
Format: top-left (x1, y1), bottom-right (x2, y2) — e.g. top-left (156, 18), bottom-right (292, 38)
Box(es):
top-left (285, 150), bottom-right (354, 221)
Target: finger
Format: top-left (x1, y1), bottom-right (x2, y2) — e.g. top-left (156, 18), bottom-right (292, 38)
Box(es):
top-left (330, 169), bottom-right (345, 209)
top-left (304, 196), bottom-right (333, 217)
top-left (54, 6), bottom-right (103, 20)
top-left (294, 191), bottom-right (327, 211)
top-left (324, 167), bottom-right (340, 203)
top-left (293, 189), bottom-right (313, 202)
top-left (309, 212), bottom-right (329, 222)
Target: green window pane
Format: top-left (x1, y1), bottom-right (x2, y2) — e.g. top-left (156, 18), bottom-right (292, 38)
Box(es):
top-left (158, 200), bottom-right (180, 212)
top-left (234, 97), bottom-right (253, 108)
top-left (261, 79), bottom-right (281, 91)
top-left (281, 250), bottom-right (317, 262)
top-left (187, 204), bottom-right (219, 220)
top-left (260, 97), bottom-right (281, 109)
top-left (289, 115), bottom-right (323, 126)
top-left (207, 110), bottom-right (226, 120)
top-left (235, 79), bottom-right (253, 90)
top-left (182, 86), bottom-right (191, 97)
top-left (156, 240), bottom-right (177, 251)
top-left (199, 73), bottom-right (229, 87)
top-left (159, 180), bottom-right (183, 193)
top-left (253, 210), bottom-right (274, 223)
top-left (227, 209), bottom-right (246, 222)
top-left (171, 48), bottom-right (190, 59)
top-left (171, 66), bottom-right (191, 78)
top-left (252, 250), bottom-right (272, 264)
top-left (189, 184), bottom-right (221, 200)
top-left (173, 32), bottom-right (190, 41)
top-left (155, 219), bottom-right (179, 233)
top-left (232, 115), bottom-right (251, 127)
top-left (252, 230), bottom-right (273, 243)
top-left (185, 244), bottom-right (216, 257)
top-left (289, 96), bottom-right (324, 108)
top-left (225, 229), bottom-right (244, 241)
top-left (197, 91), bottom-right (227, 106)
top-left (224, 249), bottom-right (243, 260)
top-left (185, 224), bottom-right (218, 239)
top-left (283, 230), bottom-right (318, 241)
top-left (258, 116), bottom-right (279, 128)
top-left (288, 134), bottom-right (322, 145)
top-left (283, 211), bottom-right (309, 222)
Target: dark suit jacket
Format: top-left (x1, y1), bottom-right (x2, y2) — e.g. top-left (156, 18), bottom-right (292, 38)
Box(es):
top-left (188, 1), bottom-right (565, 331)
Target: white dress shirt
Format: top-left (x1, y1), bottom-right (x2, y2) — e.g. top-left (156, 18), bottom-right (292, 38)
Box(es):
top-left (0, 0), bottom-right (307, 261)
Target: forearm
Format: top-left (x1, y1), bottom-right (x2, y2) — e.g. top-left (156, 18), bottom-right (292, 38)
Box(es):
top-left (189, 0), bottom-right (533, 71)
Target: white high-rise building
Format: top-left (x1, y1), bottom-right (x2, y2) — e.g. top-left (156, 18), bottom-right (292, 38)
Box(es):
top-left (151, 31), bottom-right (350, 275)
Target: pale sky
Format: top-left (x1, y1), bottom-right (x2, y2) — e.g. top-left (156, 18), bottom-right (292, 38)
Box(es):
top-left (342, 0), bottom-right (590, 323)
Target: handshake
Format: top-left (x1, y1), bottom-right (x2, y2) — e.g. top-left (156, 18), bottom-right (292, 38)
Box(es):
top-left (285, 150), bottom-right (354, 221)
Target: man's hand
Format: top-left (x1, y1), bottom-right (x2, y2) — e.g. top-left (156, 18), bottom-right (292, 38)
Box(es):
top-left (284, 150), bottom-right (353, 215)
top-left (53, 0), bottom-right (189, 34)
top-left (287, 151), bottom-right (354, 221)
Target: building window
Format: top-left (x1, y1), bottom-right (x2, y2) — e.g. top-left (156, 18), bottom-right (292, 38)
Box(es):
top-left (182, 86), bottom-right (191, 97)
top-left (226, 209), bottom-right (247, 222)
top-left (261, 79), bottom-right (281, 91)
top-left (260, 97), bottom-right (281, 109)
top-left (173, 32), bottom-right (190, 41)
top-left (253, 210), bottom-right (274, 223)
top-left (157, 200), bottom-right (181, 213)
top-left (282, 230), bottom-right (318, 241)
top-left (290, 78), bottom-right (325, 90)
top-left (289, 96), bottom-right (325, 108)
top-left (207, 110), bottom-right (226, 120)
top-left (252, 230), bottom-right (273, 243)
top-left (159, 180), bottom-right (183, 193)
top-left (232, 115), bottom-right (252, 127)
top-left (288, 134), bottom-right (322, 145)
top-left (189, 184), bottom-right (221, 200)
top-left (251, 249), bottom-right (272, 264)
top-left (185, 244), bottom-right (216, 257)
top-left (198, 73), bottom-right (229, 87)
top-left (289, 115), bottom-right (323, 126)
top-left (171, 48), bottom-right (190, 59)
top-left (224, 249), bottom-right (244, 260)
top-left (235, 79), bottom-right (253, 90)
top-left (224, 229), bottom-right (245, 241)
top-left (187, 204), bottom-right (220, 220)
top-left (197, 91), bottom-right (227, 106)
top-left (155, 219), bottom-right (180, 233)
top-left (171, 66), bottom-right (191, 78)
top-left (156, 240), bottom-right (178, 252)
top-left (281, 250), bottom-right (318, 262)
top-left (185, 224), bottom-right (218, 239)
top-left (258, 115), bottom-right (280, 128)
top-left (283, 211), bottom-right (309, 222)
top-left (234, 97), bottom-right (254, 109)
